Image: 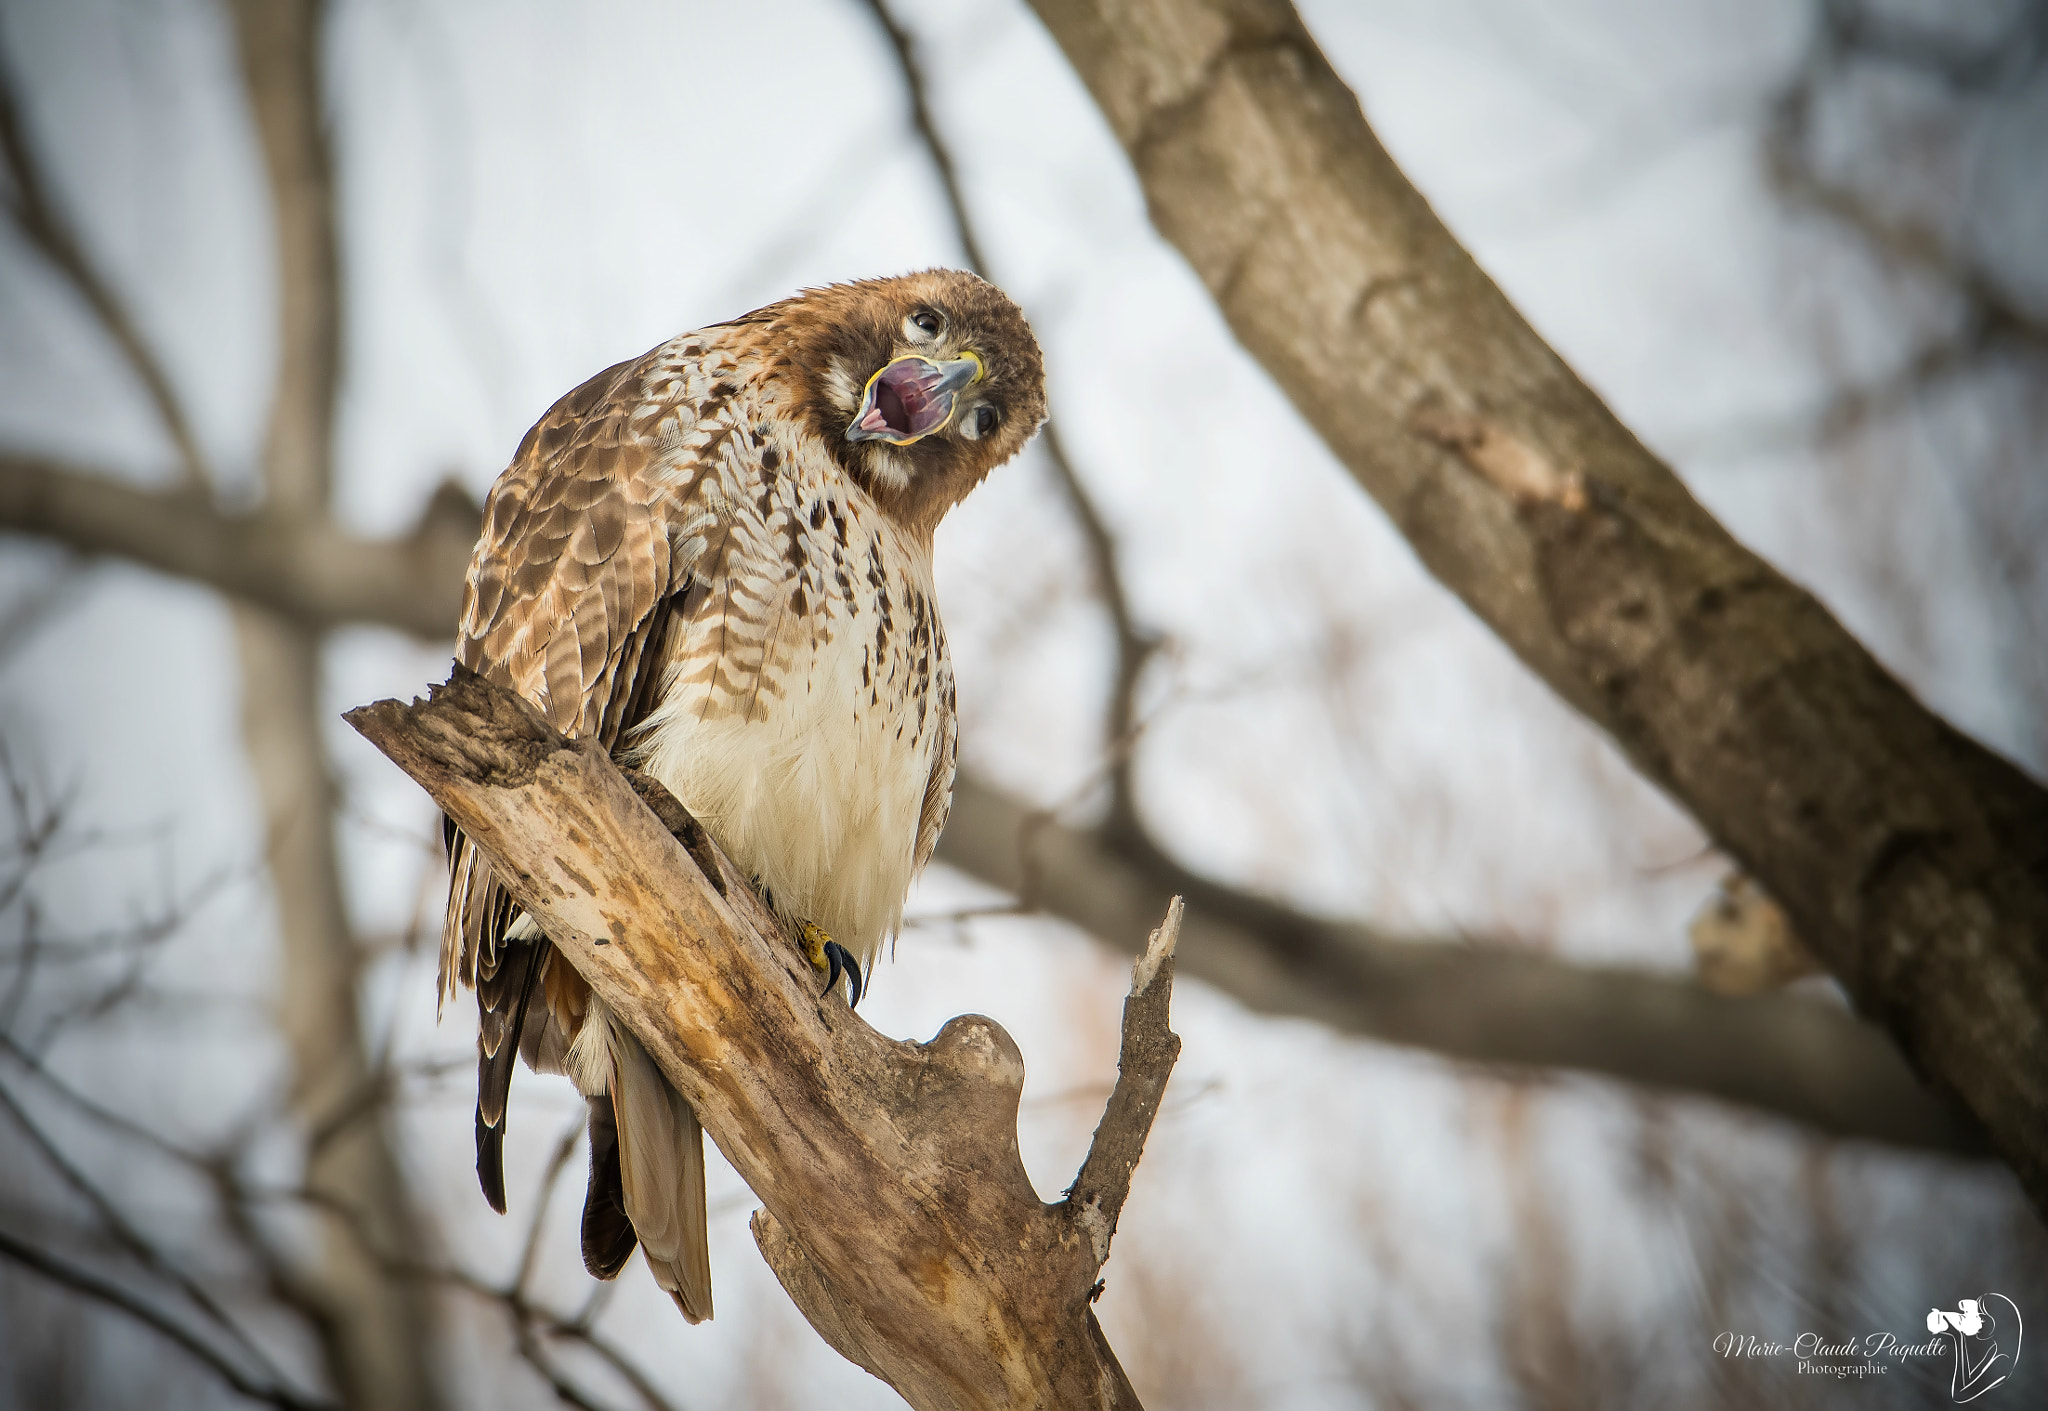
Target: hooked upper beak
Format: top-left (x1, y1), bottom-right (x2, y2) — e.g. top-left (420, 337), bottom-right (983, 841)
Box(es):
top-left (846, 353), bottom-right (984, 444)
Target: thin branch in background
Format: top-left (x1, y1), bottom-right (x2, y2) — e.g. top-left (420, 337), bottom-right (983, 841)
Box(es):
top-left (0, 897), bottom-right (40, 1034)
top-left (244, 1145), bottom-right (686, 1411)
top-left (207, 1144), bottom-right (354, 1397)
top-left (0, 1031), bottom-right (215, 1168)
top-left (510, 1313), bottom-right (615, 1411)
top-left (1762, 0), bottom-right (2048, 438)
top-left (1752, 0), bottom-right (2048, 776)
top-left (513, 1114), bottom-right (584, 1299)
top-left (5, 995), bottom-right (674, 1411)
top-left (862, 0), bottom-right (1163, 829)
top-left (2, 867), bottom-right (226, 1055)
top-left (1817, 0), bottom-right (2048, 94)
top-left (0, 41), bottom-right (211, 488)
top-left (0, 735), bottom-right (71, 913)
top-left (516, 1301), bottom-right (679, 1411)
top-left (0, 1225), bottom-right (336, 1411)
top-left (0, 1080), bottom-right (303, 1393)
top-left (0, 549), bottom-right (89, 667)
top-left (0, 1026), bottom-right (347, 1378)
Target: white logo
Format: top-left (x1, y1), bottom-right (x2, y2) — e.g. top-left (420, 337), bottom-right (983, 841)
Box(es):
top-left (1927, 1295), bottom-right (2023, 1403)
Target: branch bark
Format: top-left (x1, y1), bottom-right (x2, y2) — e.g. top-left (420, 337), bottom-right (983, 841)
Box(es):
top-left (1023, 0), bottom-right (2048, 1205)
top-left (347, 669), bottom-right (1178, 1411)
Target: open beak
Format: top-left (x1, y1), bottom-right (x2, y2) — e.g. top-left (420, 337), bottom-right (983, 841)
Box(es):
top-left (846, 353), bottom-right (983, 445)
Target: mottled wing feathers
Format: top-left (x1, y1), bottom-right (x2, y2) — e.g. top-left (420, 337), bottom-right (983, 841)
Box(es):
top-left (440, 349), bottom-right (696, 1004)
top-left (912, 663), bottom-right (957, 878)
top-left (443, 344), bottom-right (729, 1222)
top-left (458, 355), bottom-right (675, 738)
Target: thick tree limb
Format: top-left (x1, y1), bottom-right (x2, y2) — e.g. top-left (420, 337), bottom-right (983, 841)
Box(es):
top-left (348, 669), bottom-right (1175, 1411)
top-left (0, 457), bottom-right (1986, 1154)
top-left (1024, 0), bottom-right (2048, 1207)
top-left (936, 775), bottom-right (1985, 1154)
top-left (0, 453), bottom-right (473, 638)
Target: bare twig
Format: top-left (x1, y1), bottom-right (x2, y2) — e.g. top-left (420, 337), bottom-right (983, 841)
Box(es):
top-left (0, 1224), bottom-right (336, 1411)
top-left (0, 1031), bottom-right (230, 1173)
top-left (0, 1080), bottom-right (301, 1392)
top-left (0, 44), bottom-right (211, 487)
top-left (1755, 0), bottom-right (2048, 449)
top-left (0, 547), bottom-right (88, 666)
top-left (513, 1115), bottom-right (585, 1300)
top-left (1067, 899), bottom-right (1182, 1273)
top-left (510, 1315), bottom-right (615, 1411)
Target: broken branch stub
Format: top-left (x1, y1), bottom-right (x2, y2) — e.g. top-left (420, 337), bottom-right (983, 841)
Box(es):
top-left (344, 669), bottom-right (1181, 1411)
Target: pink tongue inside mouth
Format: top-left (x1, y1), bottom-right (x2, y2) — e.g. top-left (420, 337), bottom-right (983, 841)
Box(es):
top-left (858, 360), bottom-right (948, 438)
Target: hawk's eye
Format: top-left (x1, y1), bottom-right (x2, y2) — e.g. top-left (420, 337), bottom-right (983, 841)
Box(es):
top-left (905, 309), bottom-right (943, 342)
top-left (961, 403), bottom-right (999, 441)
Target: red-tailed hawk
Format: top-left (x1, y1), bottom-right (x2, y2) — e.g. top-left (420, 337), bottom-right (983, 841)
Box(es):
top-left (441, 271), bottom-right (1045, 1323)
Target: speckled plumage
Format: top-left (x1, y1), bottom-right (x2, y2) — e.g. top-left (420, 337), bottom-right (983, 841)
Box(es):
top-left (440, 270), bottom-right (1045, 1325)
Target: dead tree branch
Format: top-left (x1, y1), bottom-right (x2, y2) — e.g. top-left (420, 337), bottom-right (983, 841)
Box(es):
top-left (347, 668), bottom-right (1178, 1411)
top-left (1023, 0), bottom-right (2048, 1206)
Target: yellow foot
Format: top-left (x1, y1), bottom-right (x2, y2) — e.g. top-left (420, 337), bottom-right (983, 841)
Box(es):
top-left (800, 921), bottom-right (831, 971)
top-left (800, 921), bottom-right (862, 1008)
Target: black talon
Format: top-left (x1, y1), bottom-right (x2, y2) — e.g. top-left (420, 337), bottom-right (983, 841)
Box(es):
top-left (821, 941), bottom-right (863, 1008)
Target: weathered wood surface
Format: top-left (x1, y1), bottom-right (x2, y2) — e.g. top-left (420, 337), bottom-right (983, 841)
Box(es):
top-left (347, 669), bottom-right (1181, 1410)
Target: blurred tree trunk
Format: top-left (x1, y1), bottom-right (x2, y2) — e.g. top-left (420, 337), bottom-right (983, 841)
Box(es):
top-left (227, 2), bottom-right (439, 1406)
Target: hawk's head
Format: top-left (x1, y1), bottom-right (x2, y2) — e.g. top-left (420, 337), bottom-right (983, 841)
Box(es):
top-left (751, 270), bottom-right (1047, 539)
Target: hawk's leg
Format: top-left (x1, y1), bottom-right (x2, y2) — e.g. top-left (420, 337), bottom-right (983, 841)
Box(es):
top-left (800, 921), bottom-right (862, 1008)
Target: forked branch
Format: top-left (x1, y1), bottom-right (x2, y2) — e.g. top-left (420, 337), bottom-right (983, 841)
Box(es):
top-left (346, 669), bottom-right (1179, 1411)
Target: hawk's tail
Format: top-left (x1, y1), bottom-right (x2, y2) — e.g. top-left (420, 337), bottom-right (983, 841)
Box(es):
top-left (572, 1000), bottom-right (713, 1323)
top-left (475, 926), bottom-right (546, 1214)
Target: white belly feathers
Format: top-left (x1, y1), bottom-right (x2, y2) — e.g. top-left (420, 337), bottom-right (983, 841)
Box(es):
top-left (627, 486), bottom-right (946, 969)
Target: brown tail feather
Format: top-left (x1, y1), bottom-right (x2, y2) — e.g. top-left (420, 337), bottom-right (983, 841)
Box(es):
top-left (473, 936), bottom-right (545, 1213)
top-left (581, 1098), bottom-right (638, 1279)
top-left (608, 1022), bottom-right (712, 1322)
